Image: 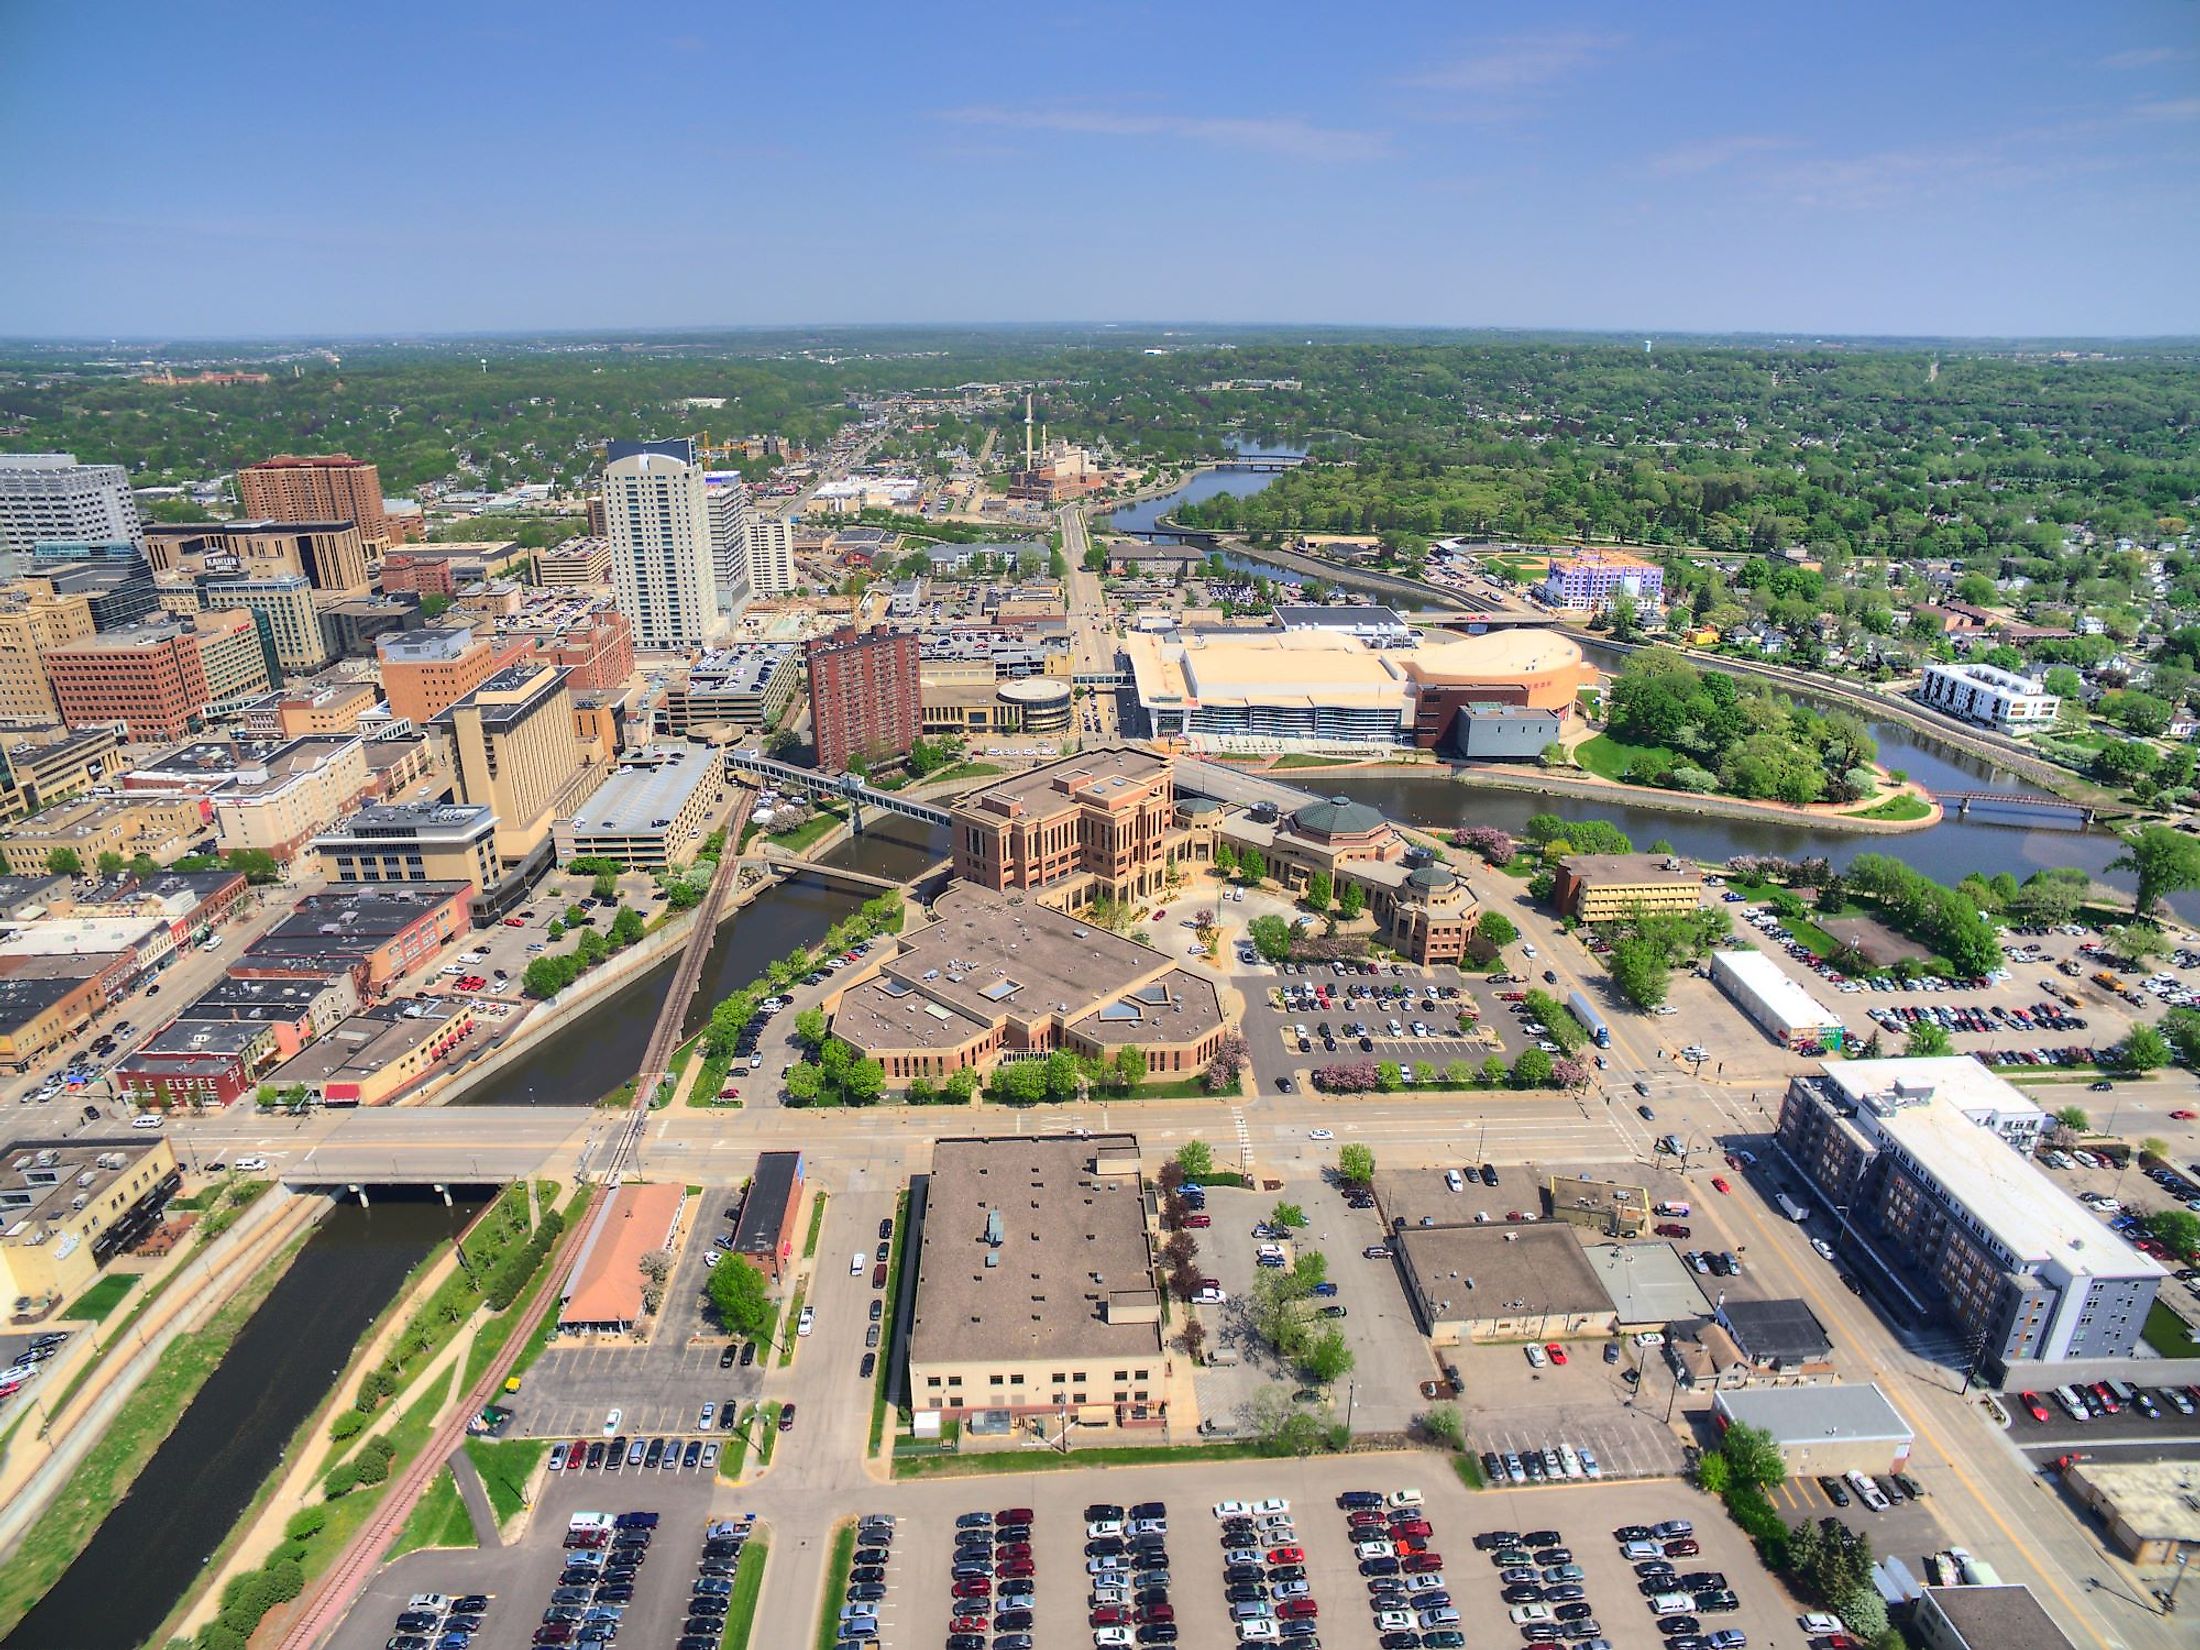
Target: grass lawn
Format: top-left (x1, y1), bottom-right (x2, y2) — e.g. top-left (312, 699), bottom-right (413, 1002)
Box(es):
top-left (1272, 753), bottom-right (1350, 769)
top-left (811, 1523), bottom-right (857, 1650)
top-left (769, 809), bottom-right (846, 855)
top-left (801, 1191), bottom-right (829, 1260)
top-left (720, 1405), bottom-right (755, 1480)
top-left (2144, 1300), bottom-right (2200, 1359)
top-left (757, 1402), bottom-right (783, 1467)
top-left (1573, 733), bottom-right (1674, 783)
top-left (1451, 1451), bottom-right (1485, 1491)
top-left (1854, 793), bottom-right (1933, 822)
top-left (391, 1466), bottom-right (476, 1557)
top-left (719, 1535), bottom-right (768, 1650)
top-left (464, 1436), bottom-right (549, 1526)
top-left (926, 762), bottom-right (1004, 786)
top-left (62, 1272), bottom-right (139, 1321)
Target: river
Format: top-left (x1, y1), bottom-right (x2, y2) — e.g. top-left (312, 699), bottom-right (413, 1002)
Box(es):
top-left (4, 1189), bottom-right (483, 1650)
top-left (457, 816), bottom-right (953, 1107)
top-left (1102, 441), bottom-right (1305, 542)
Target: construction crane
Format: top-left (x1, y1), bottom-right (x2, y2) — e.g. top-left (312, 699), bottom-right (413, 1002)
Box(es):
top-left (691, 431), bottom-right (750, 464)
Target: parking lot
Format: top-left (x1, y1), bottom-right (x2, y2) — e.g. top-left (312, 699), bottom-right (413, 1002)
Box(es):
top-left (1458, 1330), bottom-right (1691, 1484)
top-left (1180, 1172), bottom-right (1448, 1437)
top-left (326, 1467), bottom-right (724, 1650)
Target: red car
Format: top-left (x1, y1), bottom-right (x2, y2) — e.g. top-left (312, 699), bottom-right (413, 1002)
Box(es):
top-left (1185, 1214), bottom-right (1212, 1228)
top-left (564, 1439), bottom-right (587, 1467)
top-left (1656, 1223), bottom-right (1691, 1239)
top-left (1138, 1603), bottom-right (1176, 1624)
top-left (1391, 1519), bottom-right (1432, 1539)
top-left (1664, 1539), bottom-right (1700, 1557)
top-left (2020, 1390), bottom-right (2051, 1423)
top-left (951, 1578), bottom-right (991, 1599)
top-left (1266, 1546), bottom-right (1305, 1565)
top-left (1091, 1607), bottom-right (1125, 1627)
top-left (1401, 1553), bottom-right (1443, 1573)
top-left (1394, 1535), bottom-right (1431, 1556)
top-left (503, 917), bottom-right (526, 927)
top-left (1279, 1598), bottom-right (1318, 1620)
top-left (997, 1507), bottom-right (1034, 1524)
top-left (996, 1559), bottom-right (1034, 1579)
top-left (953, 1618), bottom-right (988, 1634)
top-left (1546, 1343), bottom-right (1568, 1365)
top-left (2172, 1109), bottom-right (2198, 1121)
top-left (1711, 1177), bottom-right (1732, 1195)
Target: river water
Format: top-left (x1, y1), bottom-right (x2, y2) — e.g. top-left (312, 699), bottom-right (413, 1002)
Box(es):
top-left (1103, 441), bottom-right (1305, 541)
top-left (4, 1189), bottom-right (483, 1650)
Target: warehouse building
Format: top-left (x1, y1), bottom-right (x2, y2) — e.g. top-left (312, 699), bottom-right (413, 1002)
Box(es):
top-left (1711, 1383), bottom-right (1913, 1475)
top-left (1397, 1223), bottom-right (1618, 1346)
top-left (908, 1133), bottom-right (1171, 1433)
top-left (728, 1150), bottom-right (805, 1282)
top-left (2063, 1459), bottom-right (2200, 1566)
top-left (1913, 1588), bottom-right (2076, 1650)
top-left (1710, 949), bottom-right (1846, 1049)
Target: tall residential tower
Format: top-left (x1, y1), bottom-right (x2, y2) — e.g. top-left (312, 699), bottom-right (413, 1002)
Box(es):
top-left (602, 439), bottom-right (721, 648)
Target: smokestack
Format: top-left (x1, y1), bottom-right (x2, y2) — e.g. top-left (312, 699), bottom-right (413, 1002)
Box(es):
top-left (1025, 393), bottom-right (1034, 469)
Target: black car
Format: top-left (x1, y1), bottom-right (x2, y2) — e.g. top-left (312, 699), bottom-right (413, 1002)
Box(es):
top-left (1134, 1629), bottom-right (1178, 1647)
top-left (1227, 1565), bottom-right (1265, 1584)
top-left (995, 1610), bottom-right (1035, 1631)
top-left (1382, 1636), bottom-right (1425, 1650)
top-left (879, 1217), bottom-right (894, 1240)
top-left (1658, 1619), bottom-right (1701, 1638)
top-left (1504, 1585), bottom-right (1545, 1604)
top-left (1225, 1584), bottom-right (1266, 1604)
top-left (1556, 1603), bottom-right (1594, 1622)
top-left (1362, 1556), bottom-right (1401, 1577)
top-left (739, 1341), bottom-right (757, 1366)
top-left (1817, 1475), bottom-right (1851, 1507)
top-left (720, 1345), bottom-right (738, 1369)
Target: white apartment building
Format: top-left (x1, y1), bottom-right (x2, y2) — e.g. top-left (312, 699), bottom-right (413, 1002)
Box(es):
top-left (1917, 661), bottom-right (2058, 731)
top-left (602, 439), bottom-right (722, 648)
top-left (704, 471), bottom-right (753, 616)
top-left (0, 453), bottom-right (146, 558)
top-left (746, 516), bottom-right (798, 596)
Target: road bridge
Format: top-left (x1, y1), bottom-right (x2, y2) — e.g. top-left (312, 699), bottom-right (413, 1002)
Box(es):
top-left (725, 749), bottom-right (952, 829)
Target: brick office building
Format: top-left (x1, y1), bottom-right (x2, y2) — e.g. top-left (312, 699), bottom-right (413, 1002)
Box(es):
top-left (236, 455), bottom-right (394, 552)
top-left (805, 625), bottom-right (920, 773)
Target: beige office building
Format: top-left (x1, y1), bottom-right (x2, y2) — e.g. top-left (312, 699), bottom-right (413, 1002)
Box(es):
top-left (437, 662), bottom-right (603, 867)
top-left (0, 1138), bottom-right (181, 1315)
top-left (146, 521), bottom-right (374, 597)
top-left (316, 801), bottom-right (500, 896)
top-left (210, 735), bottom-right (371, 865)
top-left (908, 1134), bottom-right (1176, 1434)
top-left (0, 588), bottom-right (95, 722)
top-left (202, 574), bottom-right (333, 675)
top-left (603, 441), bottom-right (721, 648)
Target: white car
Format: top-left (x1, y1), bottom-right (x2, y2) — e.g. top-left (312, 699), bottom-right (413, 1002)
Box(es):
top-left (1511, 1605), bottom-right (1554, 1625)
top-left (1214, 1500), bottom-right (1253, 1520)
top-left (1095, 1631), bottom-right (1133, 1649)
top-left (1355, 1538), bottom-right (1395, 1559)
top-left (1308, 1128), bottom-right (1334, 1141)
top-left (1524, 1343), bottom-right (1548, 1368)
top-left (1799, 1616), bottom-right (1846, 1637)
top-left (797, 1305), bottom-right (815, 1337)
top-left (1377, 1610), bottom-right (1415, 1631)
top-left (234, 1155), bottom-right (268, 1172)
top-left (130, 1113), bottom-right (163, 1130)
top-left (602, 1407), bottom-right (622, 1436)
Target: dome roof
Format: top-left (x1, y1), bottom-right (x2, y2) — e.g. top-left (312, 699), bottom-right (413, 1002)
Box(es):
top-left (1406, 863), bottom-right (1455, 892)
top-left (1291, 794), bottom-right (1386, 839)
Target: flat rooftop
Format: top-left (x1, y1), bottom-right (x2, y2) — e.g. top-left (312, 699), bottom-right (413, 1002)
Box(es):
top-left (0, 1138), bottom-right (168, 1240)
top-left (2067, 1459), bottom-right (2200, 1547)
top-left (910, 1133), bottom-right (1160, 1365)
top-left (1583, 1242), bottom-right (1714, 1324)
top-left (954, 745), bottom-right (1171, 818)
top-left (134, 1018), bottom-right (272, 1057)
top-left (562, 746), bottom-right (716, 836)
top-left (1716, 1296), bottom-right (1833, 1363)
top-left (682, 645), bottom-right (795, 692)
top-left (1714, 949), bottom-right (1843, 1031)
top-left (880, 885), bottom-right (1179, 1032)
top-left (1560, 852), bottom-right (1696, 885)
top-left (1398, 1223), bottom-right (1613, 1320)
top-left (262, 1004), bottom-right (468, 1086)
top-left (319, 801), bottom-right (494, 845)
top-left (1817, 1058), bottom-right (2158, 1280)
top-left (1920, 1588), bottom-right (2076, 1650)
top-left (1714, 1382), bottom-right (1913, 1444)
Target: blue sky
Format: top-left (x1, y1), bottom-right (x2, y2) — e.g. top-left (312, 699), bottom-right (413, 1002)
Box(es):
top-left (3, 1), bottom-right (2195, 338)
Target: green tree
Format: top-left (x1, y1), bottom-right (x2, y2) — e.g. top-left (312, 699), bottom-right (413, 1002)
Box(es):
top-left (1476, 910), bottom-right (1518, 948)
top-left (1247, 914), bottom-right (1295, 963)
top-left (225, 847), bottom-right (281, 884)
top-left (1480, 1053), bottom-right (1510, 1086)
top-left (1175, 1140), bottom-right (1215, 1178)
top-left (2104, 923), bottom-right (2170, 968)
top-left (1238, 847), bottom-right (1268, 884)
top-left (2120, 1025), bottom-right (2171, 1071)
top-left (1512, 1047), bottom-right (1554, 1088)
top-left (1271, 1200), bottom-right (1309, 1229)
top-left (1608, 935), bottom-right (1671, 1010)
top-left (1719, 1420), bottom-right (1787, 1489)
top-left (2159, 1006), bottom-right (2200, 1066)
top-left (2144, 1208), bottom-right (2200, 1262)
top-left (784, 1064), bottom-right (823, 1105)
top-left (1300, 1327), bottom-right (1354, 1382)
top-left (706, 1250), bottom-right (776, 1340)
top-left (1304, 870), bottom-right (1333, 911)
top-left (1213, 841), bottom-right (1238, 877)
top-left (46, 847), bottom-right (83, 875)
top-left (1111, 1045), bottom-right (1148, 1093)
top-left (96, 850), bottom-right (125, 877)
top-left (1904, 1022), bottom-right (1951, 1057)
top-left (1337, 1143), bottom-right (1375, 1186)
top-left (793, 1006), bottom-right (828, 1049)
top-left (2110, 825), bottom-right (2200, 917)
top-left (2054, 1103), bottom-right (2091, 1133)
top-left (943, 1068), bottom-right (979, 1103)
top-left (1337, 880), bottom-right (1366, 919)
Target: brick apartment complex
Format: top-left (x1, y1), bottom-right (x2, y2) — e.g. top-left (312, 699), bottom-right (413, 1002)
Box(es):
top-left (377, 553), bottom-right (458, 597)
top-left (805, 625), bottom-right (920, 773)
top-left (376, 624), bottom-right (527, 727)
top-left (236, 454), bottom-right (392, 551)
top-left (506, 601), bottom-right (635, 691)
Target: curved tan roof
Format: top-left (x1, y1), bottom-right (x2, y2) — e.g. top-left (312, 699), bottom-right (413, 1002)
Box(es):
top-left (1399, 628), bottom-right (1586, 681)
